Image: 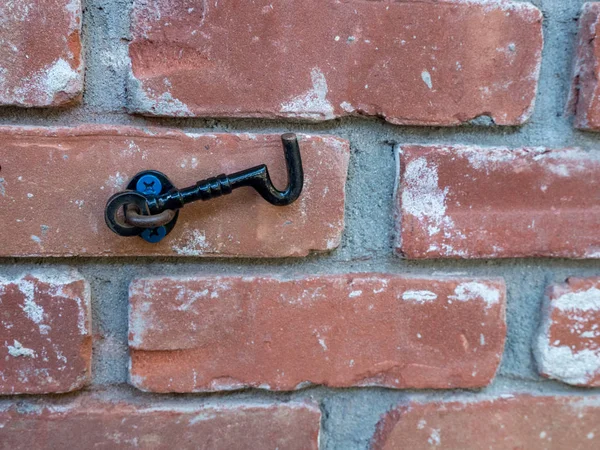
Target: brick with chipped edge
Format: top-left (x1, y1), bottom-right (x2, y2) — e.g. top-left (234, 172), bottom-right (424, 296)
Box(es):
top-left (0, 270), bottom-right (92, 394)
top-left (128, 0), bottom-right (542, 125)
top-left (372, 395), bottom-right (600, 449)
top-left (0, 399), bottom-right (320, 449)
top-left (396, 145), bottom-right (600, 259)
top-left (569, 3), bottom-right (600, 130)
top-left (0, 0), bottom-right (83, 107)
top-left (128, 274), bottom-right (506, 392)
top-left (535, 277), bottom-right (600, 386)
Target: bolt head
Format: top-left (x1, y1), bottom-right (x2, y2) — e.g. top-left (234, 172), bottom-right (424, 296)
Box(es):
top-left (136, 174), bottom-right (163, 196)
top-left (141, 226), bottom-right (167, 243)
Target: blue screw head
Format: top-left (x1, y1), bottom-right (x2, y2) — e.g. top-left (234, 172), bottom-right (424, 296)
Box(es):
top-left (136, 174), bottom-right (163, 196)
top-left (141, 226), bottom-right (167, 243)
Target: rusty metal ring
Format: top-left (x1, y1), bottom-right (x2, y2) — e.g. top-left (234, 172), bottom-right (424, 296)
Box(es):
top-left (104, 191), bottom-right (150, 237)
top-left (124, 207), bottom-right (177, 229)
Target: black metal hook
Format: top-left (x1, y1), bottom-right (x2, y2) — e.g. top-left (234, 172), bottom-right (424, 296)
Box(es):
top-left (104, 133), bottom-right (304, 242)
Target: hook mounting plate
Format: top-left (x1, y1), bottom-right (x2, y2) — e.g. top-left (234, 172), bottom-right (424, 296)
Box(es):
top-left (127, 170), bottom-right (179, 242)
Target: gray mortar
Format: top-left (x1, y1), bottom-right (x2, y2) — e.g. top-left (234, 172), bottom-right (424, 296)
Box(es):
top-left (0, 1), bottom-right (600, 449)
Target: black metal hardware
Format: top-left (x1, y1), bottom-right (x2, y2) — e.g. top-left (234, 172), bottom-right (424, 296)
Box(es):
top-left (104, 133), bottom-right (304, 243)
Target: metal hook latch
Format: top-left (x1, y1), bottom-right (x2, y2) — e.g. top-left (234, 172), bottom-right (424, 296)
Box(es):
top-left (104, 133), bottom-right (304, 243)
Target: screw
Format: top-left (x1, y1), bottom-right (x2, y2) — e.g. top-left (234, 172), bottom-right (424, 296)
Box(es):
top-left (141, 226), bottom-right (167, 243)
top-left (136, 175), bottom-right (166, 243)
top-left (136, 174), bottom-right (162, 196)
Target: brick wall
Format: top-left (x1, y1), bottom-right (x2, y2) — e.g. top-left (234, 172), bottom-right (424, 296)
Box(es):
top-left (0, 1), bottom-right (599, 449)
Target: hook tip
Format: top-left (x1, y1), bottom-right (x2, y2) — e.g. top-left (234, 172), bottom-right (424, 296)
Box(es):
top-left (281, 132), bottom-right (297, 142)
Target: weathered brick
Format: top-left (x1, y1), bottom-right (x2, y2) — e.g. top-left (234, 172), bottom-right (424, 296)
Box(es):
top-left (0, 0), bottom-right (83, 107)
top-left (569, 3), bottom-right (600, 130)
top-left (0, 271), bottom-right (91, 394)
top-left (0, 126), bottom-right (348, 257)
top-left (129, 274), bottom-right (506, 392)
top-left (128, 0), bottom-right (542, 125)
top-left (0, 399), bottom-right (320, 449)
top-left (397, 146), bottom-right (600, 259)
top-left (535, 277), bottom-right (600, 386)
top-left (372, 395), bottom-right (600, 450)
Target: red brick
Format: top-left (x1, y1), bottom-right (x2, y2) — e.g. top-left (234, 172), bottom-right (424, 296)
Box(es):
top-left (0, 126), bottom-right (348, 257)
top-left (0, 399), bottom-right (320, 450)
top-left (372, 395), bottom-right (600, 450)
top-left (397, 146), bottom-right (600, 259)
top-left (0, 0), bottom-right (83, 107)
top-left (129, 274), bottom-right (506, 392)
top-left (0, 271), bottom-right (91, 394)
top-left (128, 0), bottom-right (542, 125)
top-left (569, 3), bottom-right (600, 130)
top-left (535, 277), bottom-right (600, 386)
